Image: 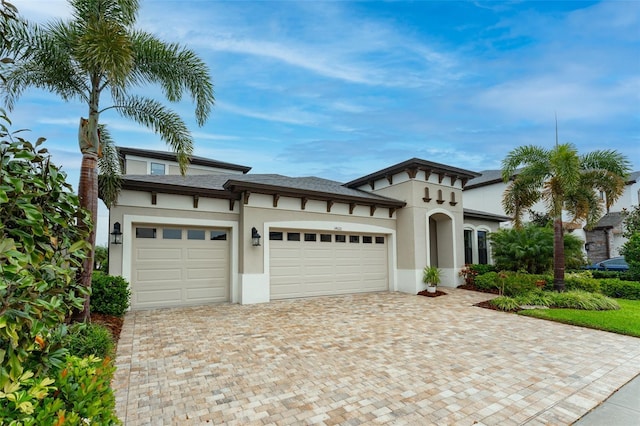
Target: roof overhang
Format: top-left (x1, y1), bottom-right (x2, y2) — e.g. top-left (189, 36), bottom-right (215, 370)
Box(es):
top-left (223, 179), bottom-right (406, 209)
top-left (345, 158), bottom-right (480, 189)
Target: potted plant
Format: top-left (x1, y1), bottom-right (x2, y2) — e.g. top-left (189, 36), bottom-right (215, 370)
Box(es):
top-left (423, 265), bottom-right (441, 293)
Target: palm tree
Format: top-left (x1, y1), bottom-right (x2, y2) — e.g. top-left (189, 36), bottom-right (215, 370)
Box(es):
top-left (1, 0), bottom-right (214, 321)
top-left (501, 143), bottom-right (630, 291)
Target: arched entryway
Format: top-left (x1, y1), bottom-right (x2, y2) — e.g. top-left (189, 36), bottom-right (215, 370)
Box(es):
top-left (427, 211), bottom-right (455, 284)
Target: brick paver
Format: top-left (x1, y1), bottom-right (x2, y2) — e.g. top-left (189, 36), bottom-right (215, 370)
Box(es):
top-left (113, 290), bottom-right (640, 425)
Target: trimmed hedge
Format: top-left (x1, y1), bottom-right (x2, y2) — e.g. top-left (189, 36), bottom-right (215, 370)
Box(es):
top-left (91, 272), bottom-right (131, 316)
top-left (474, 271), bottom-right (551, 296)
top-left (600, 279), bottom-right (640, 300)
top-left (67, 323), bottom-right (115, 359)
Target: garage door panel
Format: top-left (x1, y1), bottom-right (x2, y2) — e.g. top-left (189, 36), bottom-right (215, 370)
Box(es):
top-left (135, 288), bottom-right (182, 304)
top-left (137, 269), bottom-right (182, 282)
top-left (270, 230), bottom-right (388, 300)
top-left (136, 248), bottom-right (182, 260)
top-left (132, 225), bottom-right (230, 309)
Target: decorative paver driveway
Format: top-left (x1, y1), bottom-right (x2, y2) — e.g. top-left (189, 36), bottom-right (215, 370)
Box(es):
top-left (113, 289), bottom-right (640, 425)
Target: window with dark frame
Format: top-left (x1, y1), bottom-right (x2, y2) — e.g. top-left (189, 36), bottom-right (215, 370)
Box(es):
top-left (269, 231), bottom-right (283, 240)
top-left (320, 234), bottom-right (332, 242)
top-left (363, 236), bottom-right (373, 244)
top-left (162, 228), bottom-right (182, 239)
top-left (335, 234), bottom-right (346, 243)
top-left (464, 229), bottom-right (473, 264)
top-left (478, 230), bottom-right (488, 264)
top-left (136, 227), bottom-right (156, 238)
top-left (349, 235), bottom-right (360, 243)
top-left (304, 233), bottom-right (317, 242)
top-left (375, 236), bottom-right (385, 244)
top-left (287, 232), bottom-right (301, 241)
top-left (187, 229), bottom-right (206, 240)
top-left (210, 231), bottom-right (227, 240)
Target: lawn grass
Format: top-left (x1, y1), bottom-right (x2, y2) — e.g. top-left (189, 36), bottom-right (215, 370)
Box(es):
top-left (519, 299), bottom-right (640, 337)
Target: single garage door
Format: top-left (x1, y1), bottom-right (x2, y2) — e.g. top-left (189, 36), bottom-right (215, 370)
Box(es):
top-left (270, 229), bottom-right (388, 300)
top-left (132, 225), bottom-right (230, 309)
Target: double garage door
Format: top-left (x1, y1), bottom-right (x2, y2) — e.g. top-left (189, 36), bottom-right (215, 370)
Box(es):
top-left (270, 229), bottom-right (389, 300)
top-left (131, 224), bottom-right (230, 309)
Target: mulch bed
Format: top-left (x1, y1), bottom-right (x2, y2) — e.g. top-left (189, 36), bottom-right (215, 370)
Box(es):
top-left (417, 289), bottom-right (448, 297)
top-left (92, 313), bottom-right (124, 342)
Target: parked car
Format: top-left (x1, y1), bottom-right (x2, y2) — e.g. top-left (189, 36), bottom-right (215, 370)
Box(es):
top-left (585, 257), bottom-right (629, 272)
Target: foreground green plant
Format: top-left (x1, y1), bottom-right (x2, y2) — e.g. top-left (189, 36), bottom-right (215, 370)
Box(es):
top-left (520, 299), bottom-right (640, 337)
top-left (66, 323), bottom-right (115, 359)
top-left (1, 132), bottom-right (91, 392)
top-left (0, 355), bottom-right (121, 425)
top-left (489, 290), bottom-right (619, 311)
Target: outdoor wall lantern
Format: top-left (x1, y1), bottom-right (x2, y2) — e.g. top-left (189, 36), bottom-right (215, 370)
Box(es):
top-left (251, 227), bottom-right (261, 247)
top-left (111, 222), bottom-right (123, 245)
top-left (584, 242), bottom-right (592, 251)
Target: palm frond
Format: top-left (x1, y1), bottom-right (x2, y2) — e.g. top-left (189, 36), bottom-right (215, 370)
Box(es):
top-left (501, 145), bottom-right (548, 182)
top-left (128, 30), bottom-right (214, 125)
top-left (111, 95), bottom-right (193, 174)
top-left (70, 0), bottom-right (140, 27)
top-left (97, 124), bottom-right (122, 208)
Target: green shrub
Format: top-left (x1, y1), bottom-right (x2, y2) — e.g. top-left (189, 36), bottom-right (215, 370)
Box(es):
top-left (469, 264), bottom-right (496, 275)
top-left (489, 224), bottom-right (585, 274)
top-left (475, 272), bottom-right (499, 292)
top-left (588, 270), bottom-right (634, 281)
top-left (490, 296), bottom-right (520, 311)
top-left (564, 272), bottom-right (600, 293)
top-left (515, 290), bottom-right (552, 307)
top-left (0, 355), bottom-right (120, 425)
top-left (474, 271), bottom-right (551, 296)
top-left (90, 273), bottom-right (131, 316)
top-left (599, 279), bottom-right (640, 300)
top-left (621, 233), bottom-right (640, 281)
top-left (548, 290), bottom-right (619, 310)
top-left (0, 133), bottom-right (91, 402)
top-left (67, 323), bottom-right (115, 359)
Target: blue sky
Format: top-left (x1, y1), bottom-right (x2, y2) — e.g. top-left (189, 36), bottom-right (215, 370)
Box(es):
top-left (8, 0), bottom-right (640, 244)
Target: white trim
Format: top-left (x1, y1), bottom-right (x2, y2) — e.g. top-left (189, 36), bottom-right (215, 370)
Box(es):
top-left (260, 221), bottom-right (398, 298)
top-left (122, 215), bottom-right (239, 303)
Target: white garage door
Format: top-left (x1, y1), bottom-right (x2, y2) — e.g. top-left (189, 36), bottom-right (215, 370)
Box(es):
top-left (270, 229), bottom-right (388, 300)
top-left (132, 225), bottom-right (230, 309)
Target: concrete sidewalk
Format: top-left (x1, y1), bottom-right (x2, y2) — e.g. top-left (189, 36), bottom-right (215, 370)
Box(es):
top-left (574, 373), bottom-right (640, 425)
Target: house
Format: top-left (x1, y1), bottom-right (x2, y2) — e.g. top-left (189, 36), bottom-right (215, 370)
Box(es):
top-left (584, 171), bottom-right (640, 261)
top-left (107, 148), bottom-right (509, 309)
top-left (464, 169), bottom-right (640, 263)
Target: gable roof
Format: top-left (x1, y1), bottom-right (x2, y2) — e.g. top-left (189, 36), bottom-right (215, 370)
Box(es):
top-left (593, 212), bottom-right (625, 229)
top-left (344, 158), bottom-right (480, 189)
top-left (117, 146), bottom-right (251, 174)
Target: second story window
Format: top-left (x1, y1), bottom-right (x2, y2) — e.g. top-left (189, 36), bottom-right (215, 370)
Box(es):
top-left (150, 162), bottom-right (166, 175)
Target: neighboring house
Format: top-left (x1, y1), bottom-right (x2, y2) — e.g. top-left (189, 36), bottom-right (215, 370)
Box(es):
top-left (584, 171), bottom-right (640, 262)
top-left (107, 148), bottom-right (509, 309)
top-left (465, 169), bottom-right (640, 264)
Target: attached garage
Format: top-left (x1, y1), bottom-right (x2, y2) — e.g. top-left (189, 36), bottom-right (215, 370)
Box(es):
top-left (131, 224), bottom-right (230, 309)
top-left (269, 229), bottom-right (388, 300)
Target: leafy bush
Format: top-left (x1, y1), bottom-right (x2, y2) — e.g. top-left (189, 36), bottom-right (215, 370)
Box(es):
top-left (473, 271), bottom-right (551, 296)
top-left (66, 323), bottom-right (115, 359)
top-left (564, 272), bottom-right (600, 293)
top-left (0, 355), bottom-right (121, 425)
top-left (620, 233), bottom-right (640, 281)
top-left (90, 272), bottom-right (131, 316)
top-left (1, 131), bottom-right (91, 406)
top-left (490, 296), bottom-right (521, 311)
top-left (599, 279), bottom-right (640, 300)
top-left (474, 272), bottom-right (499, 292)
top-left (489, 224), bottom-right (585, 274)
top-left (547, 291), bottom-right (619, 310)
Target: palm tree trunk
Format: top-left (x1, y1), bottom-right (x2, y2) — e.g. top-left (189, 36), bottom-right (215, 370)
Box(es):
top-left (71, 152), bottom-right (98, 322)
top-left (553, 217), bottom-right (565, 292)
